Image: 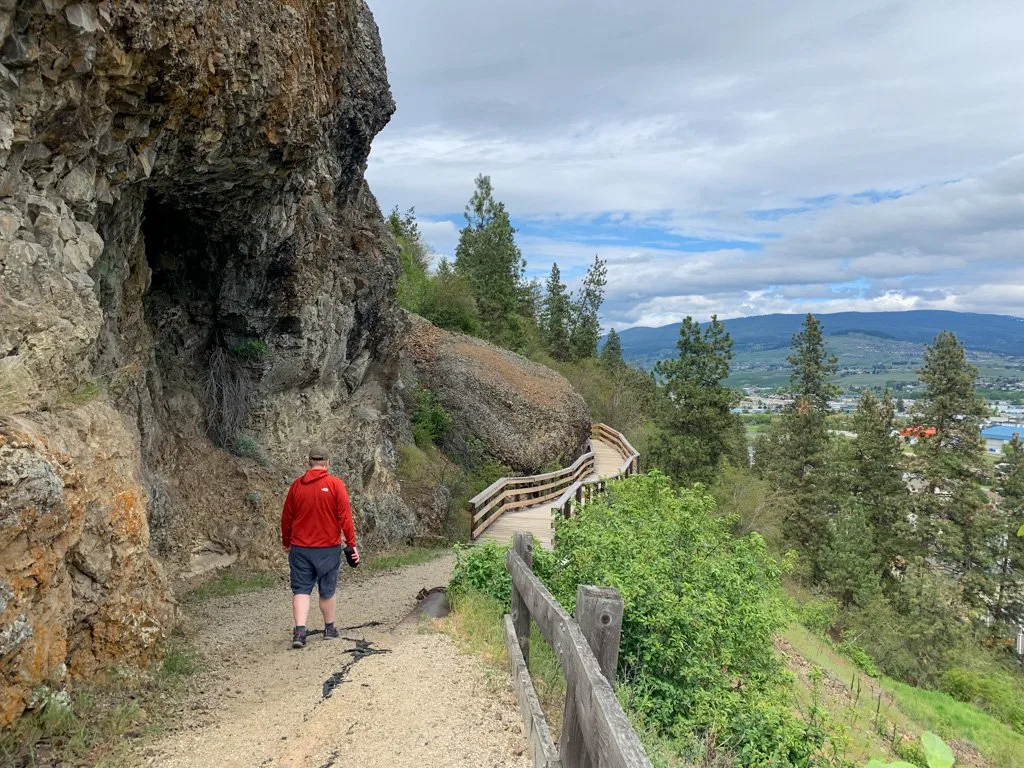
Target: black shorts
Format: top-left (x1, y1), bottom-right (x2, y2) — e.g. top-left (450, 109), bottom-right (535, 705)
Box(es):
top-left (288, 545), bottom-right (342, 598)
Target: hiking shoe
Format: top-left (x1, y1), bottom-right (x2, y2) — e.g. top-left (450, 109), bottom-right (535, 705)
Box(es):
top-left (291, 627), bottom-right (307, 649)
top-left (323, 625), bottom-right (339, 640)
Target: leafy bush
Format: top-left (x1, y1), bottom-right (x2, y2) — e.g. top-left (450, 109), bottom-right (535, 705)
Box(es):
top-left (412, 385), bottom-right (453, 448)
top-left (547, 472), bottom-right (826, 766)
top-left (939, 667), bottom-right (1024, 733)
top-left (796, 596), bottom-right (839, 635)
top-left (448, 540), bottom-right (556, 609)
top-left (837, 640), bottom-right (880, 677)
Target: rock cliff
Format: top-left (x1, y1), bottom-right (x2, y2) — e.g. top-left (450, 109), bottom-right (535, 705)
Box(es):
top-left (403, 314), bottom-right (590, 474)
top-left (0, 0), bottom-right (414, 724)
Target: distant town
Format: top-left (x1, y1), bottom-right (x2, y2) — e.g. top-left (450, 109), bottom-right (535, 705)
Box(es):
top-left (737, 389), bottom-right (1024, 455)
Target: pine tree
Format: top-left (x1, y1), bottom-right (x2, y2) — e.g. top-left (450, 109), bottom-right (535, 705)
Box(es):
top-left (649, 315), bottom-right (737, 485)
top-left (774, 314), bottom-right (839, 575)
top-left (540, 263), bottom-right (571, 360)
top-left (453, 175), bottom-right (526, 341)
top-left (600, 328), bottom-right (624, 368)
top-left (848, 390), bottom-right (911, 576)
top-left (912, 331), bottom-right (994, 614)
top-left (787, 313), bottom-right (839, 410)
top-left (389, 206), bottom-right (431, 314)
top-left (992, 436), bottom-right (1024, 631)
top-left (568, 255), bottom-right (607, 360)
top-left (824, 500), bottom-right (883, 609)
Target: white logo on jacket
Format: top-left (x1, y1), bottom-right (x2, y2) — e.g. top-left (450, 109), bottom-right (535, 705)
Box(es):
top-left (321, 487), bottom-right (330, 492)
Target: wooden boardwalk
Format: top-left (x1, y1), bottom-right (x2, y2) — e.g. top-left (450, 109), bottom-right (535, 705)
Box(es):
top-left (478, 436), bottom-right (631, 549)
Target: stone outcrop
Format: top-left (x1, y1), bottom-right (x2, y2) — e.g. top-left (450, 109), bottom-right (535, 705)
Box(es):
top-left (0, 0), bottom-right (415, 723)
top-left (403, 314), bottom-right (591, 474)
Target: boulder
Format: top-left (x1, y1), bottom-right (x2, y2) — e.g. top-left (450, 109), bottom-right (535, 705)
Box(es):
top-left (403, 314), bottom-right (590, 474)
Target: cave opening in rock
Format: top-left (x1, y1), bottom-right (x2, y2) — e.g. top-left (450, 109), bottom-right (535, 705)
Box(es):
top-left (140, 194), bottom-right (256, 451)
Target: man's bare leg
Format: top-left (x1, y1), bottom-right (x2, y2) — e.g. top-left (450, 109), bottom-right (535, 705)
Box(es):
top-left (320, 594), bottom-right (336, 625)
top-left (293, 594), bottom-right (311, 627)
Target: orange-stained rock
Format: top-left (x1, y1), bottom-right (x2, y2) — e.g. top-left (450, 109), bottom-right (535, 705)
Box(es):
top-left (0, 409), bottom-right (173, 726)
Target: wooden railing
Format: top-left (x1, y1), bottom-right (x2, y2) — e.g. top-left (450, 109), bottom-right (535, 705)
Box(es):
top-left (505, 532), bottom-right (651, 768)
top-left (550, 424), bottom-right (640, 522)
top-left (468, 423), bottom-right (640, 540)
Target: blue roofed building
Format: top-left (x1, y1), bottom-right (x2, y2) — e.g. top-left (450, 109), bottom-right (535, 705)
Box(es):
top-left (981, 424), bottom-right (1022, 454)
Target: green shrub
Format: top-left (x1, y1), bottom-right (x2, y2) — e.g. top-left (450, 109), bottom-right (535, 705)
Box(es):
top-left (229, 339), bottom-right (269, 363)
top-left (547, 471), bottom-right (826, 766)
top-left (837, 640), bottom-right (880, 677)
top-left (797, 595), bottom-right (839, 635)
top-left (231, 433), bottom-right (269, 465)
top-left (939, 667), bottom-right (1024, 733)
top-left (412, 385), bottom-right (453, 448)
top-left (448, 540), bottom-right (556, 609)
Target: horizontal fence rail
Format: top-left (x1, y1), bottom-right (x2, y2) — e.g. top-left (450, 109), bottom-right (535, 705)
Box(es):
top-left (550, 424), bottom-right (640, 522)
top-left (469, 423), bottom-right (640, 540)
top-left (505, 532), bottom-right (652, 768)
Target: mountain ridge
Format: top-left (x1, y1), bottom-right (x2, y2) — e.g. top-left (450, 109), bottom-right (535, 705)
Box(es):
top-left (612, 310), bottom-right (1024, 365)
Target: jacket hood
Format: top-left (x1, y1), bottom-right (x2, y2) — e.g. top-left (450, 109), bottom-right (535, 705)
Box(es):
top-left (299, 468), bottom-right (330, 484)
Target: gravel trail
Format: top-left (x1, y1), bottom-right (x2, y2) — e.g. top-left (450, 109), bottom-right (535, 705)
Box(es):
top-left (141, 556), bottom-right (530, 768)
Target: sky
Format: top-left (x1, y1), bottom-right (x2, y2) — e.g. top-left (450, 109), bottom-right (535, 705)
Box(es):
top-left (364, 0), bottom-right (1024, 329)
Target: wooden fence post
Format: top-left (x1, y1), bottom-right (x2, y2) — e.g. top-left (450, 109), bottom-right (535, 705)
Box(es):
top-left (560, 585), bottom-right (625, 768)
top-left (511, 532), bottom-right (533, 664)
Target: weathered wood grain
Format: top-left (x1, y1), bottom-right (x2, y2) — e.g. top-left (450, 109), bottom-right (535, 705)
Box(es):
top-left (504, 614), bottom-right (562, 768)
top-left (506, 551), bottom-right (652, 768)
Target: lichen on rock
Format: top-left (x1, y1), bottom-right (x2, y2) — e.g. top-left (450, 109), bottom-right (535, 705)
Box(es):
top-left (402, 313), bottom-right (591, 474)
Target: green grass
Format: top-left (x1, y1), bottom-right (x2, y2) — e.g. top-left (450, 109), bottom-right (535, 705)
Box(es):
top-left (185, 570), bottom-right (278, 600)
top-left (885, 679), bottom-right (1024, 768)
top-left (782, 623), bottom-right (1024, 768)
top-left (443, 588), bottom-right (567, 733)
top-left (366, 546), bottom-right (449, 572)
top-left (0, 635), bottom-right (201, 767)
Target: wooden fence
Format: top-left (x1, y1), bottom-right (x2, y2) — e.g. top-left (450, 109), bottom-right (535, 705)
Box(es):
top-left (469, 423), bottom-right (640, 540)
top-left (504, 532), bottom-right (652, 768)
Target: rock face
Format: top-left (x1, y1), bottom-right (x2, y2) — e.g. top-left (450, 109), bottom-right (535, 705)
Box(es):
top-left (0, 0), bottom-right (414, 723)
top-left (403, 314), bottom-right (590, 474)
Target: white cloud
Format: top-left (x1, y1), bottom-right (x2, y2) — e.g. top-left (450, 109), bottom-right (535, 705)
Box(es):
top-left (365, 0), bottom-right (1024, 324)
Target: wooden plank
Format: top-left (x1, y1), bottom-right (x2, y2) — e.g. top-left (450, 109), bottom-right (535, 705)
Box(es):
top-left (504, 615), bottom-right (562, 768)
top-left (507, 551), bottom-right (652, 768)
top-left (512, 532), bottom-right (533, 664)
top-left (469, 476), bottom-right (509, 508)
top-left (561, 586), bottom-right (624, 768)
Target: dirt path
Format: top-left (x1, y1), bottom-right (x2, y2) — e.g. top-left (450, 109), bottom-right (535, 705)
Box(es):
top-left (140, 556), bottom-right (530, 768)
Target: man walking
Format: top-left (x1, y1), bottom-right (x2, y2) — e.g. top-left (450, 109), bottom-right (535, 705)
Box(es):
top-left (281, 446), bottom-right (359, 648)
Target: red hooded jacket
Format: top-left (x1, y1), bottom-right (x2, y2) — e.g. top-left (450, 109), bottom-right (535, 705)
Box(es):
top-left (281, 468), bottom-right (357, 549)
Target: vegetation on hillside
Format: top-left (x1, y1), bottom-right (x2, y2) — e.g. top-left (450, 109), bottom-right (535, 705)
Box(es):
top-left (393, 181), bottom-right (1024, 767)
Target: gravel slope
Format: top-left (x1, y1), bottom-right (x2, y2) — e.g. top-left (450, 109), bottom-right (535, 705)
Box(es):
top-left (140, 556), bottom-right (530, 768)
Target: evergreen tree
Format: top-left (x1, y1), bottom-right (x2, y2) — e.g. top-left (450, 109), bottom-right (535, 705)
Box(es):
top-left (649, 316), bottom-right (737, 486)
top-left (992, 436), bottom-right (1024, 630)
top-left (389, 206), bottom-right (431, 314)
top-left (453, 175), bottom-right (526, 341)
top-left (848, 390), bottom-right (911, 576)
top-left (787, 313), bottom-right (839, 410)
top-left (568, 255), bottom-right (607, 360)
top-left (823, 500), bottom-right (883, 609)
top-left (540, 263), bottom-right (571, 360)
top-left (912, 331), bottom-right (994, 614)
top-left (600, 328), bottom-right (624, 368)
top-left (773, 314), bottom-right (839, 575)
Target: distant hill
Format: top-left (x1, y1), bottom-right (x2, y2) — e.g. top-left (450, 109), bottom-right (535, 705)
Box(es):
top-left (612, 311), bottom-right (1024, 367)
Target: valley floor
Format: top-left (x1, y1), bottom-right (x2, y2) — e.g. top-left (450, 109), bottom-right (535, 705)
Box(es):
top-left (137, 556), bottom-right (529, 768)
